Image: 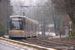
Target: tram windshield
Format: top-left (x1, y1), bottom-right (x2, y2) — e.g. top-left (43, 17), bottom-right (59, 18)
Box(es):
top-left (9, 17), bottom-right (25, 30)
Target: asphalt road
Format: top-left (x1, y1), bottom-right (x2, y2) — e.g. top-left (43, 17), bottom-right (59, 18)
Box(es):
top-left (0, 42), bottom-right (27, 50)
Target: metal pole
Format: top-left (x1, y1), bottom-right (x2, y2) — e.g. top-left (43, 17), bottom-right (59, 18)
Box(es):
top-left (69, 25), bottom-right (72, 35)
top-left (69, 21), bottom-right (72, 36)
top-left (43, 16), bottom-right (45, 36)
top-left (53, 15), bottom-right (56, 35)
top-left (7, 0), bottom-right (8, 35)
top-left (23, 12), bottom-right (25, 16)
top-left (60, 32), bottom-right (61, 38)
top-left (54, 16), bottom-right (56, 34)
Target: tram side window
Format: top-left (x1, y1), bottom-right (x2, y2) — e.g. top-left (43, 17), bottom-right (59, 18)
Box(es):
top-left (34, 24), bottom-right (36, 32)
top-left (35, 24), bottom-right (36, 32)
top-left (33, 24), bottom-right (34, 32)
top-left (26, 22), bottom-right (28, 32)
top-left (32, 24), bottom-right (34, 31)
top-left (27, 22), bottom-right (29, 32)
top-left (34, 24), bottom-right (35, 32)
top-left (30, 23), bottom-right (31, 31)
top-left (25, 21), bottom-right (27, 31)
top-left (32, 23), bottom-right (33, 31)
top-left (36, 25), bottom-right (38, 31)
top-left (36, 25), bottom-right (37, 31)
top-left (28, 22), bottom-right (30, 32)
top-left (31, 23), bottom-right (32, 31)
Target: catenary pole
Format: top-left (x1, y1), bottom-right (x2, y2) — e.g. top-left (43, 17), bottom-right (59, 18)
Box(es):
top-left (7, 0), bottom-right (8, 35)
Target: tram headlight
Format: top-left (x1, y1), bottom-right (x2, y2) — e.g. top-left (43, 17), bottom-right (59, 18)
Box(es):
top-left (9, 31), bottom-right (11, 33)
top-left (22, 31), bottom-right (24, 33)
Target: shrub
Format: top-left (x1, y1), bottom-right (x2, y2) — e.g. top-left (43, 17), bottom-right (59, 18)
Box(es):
top-left (70, 30), bottom-right (75, 36)
top-left (0, 21), bottom-right (5, 36)
top-left (65, 30), bottom-right (75, 39)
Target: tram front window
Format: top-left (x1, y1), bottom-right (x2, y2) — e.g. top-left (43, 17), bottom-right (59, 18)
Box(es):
top-left (10, 21), bottom-right (24, 30)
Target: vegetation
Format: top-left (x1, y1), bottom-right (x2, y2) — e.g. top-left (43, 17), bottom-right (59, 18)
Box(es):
top-left (0, 0), bottom-right (1, 2)
top-left (0, 0), bottom-right (12, 28)
top-left (70, 30), bottom-right (75, 36)
top-left (65, 31), bottom-right (75, 40)
top-left (51, 0), bottom-right (75, 31)
top-left (0, 21), bottom-right (5, 36)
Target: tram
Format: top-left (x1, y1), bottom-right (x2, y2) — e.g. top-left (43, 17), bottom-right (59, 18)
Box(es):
top-left (9, 15), bottom-right (38, 38)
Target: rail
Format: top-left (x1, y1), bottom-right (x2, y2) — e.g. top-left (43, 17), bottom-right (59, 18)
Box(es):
top-left (37, 38), bottom-right (75, 47)
top-left (0, 37), bottom-right (59, 50)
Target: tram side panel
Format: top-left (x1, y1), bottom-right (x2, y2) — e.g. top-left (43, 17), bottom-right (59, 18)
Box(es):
top-left (24, 19), bottom-right (29, 38)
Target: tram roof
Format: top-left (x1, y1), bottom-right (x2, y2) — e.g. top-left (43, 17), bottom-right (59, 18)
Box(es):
top-left (10, 15), bottom-right (39, 24)
top-left (24, 16), bottom-right (39, 24)
top-left (10, 15), bottom-right (23, 17)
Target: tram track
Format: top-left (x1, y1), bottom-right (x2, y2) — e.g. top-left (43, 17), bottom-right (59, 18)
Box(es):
top-left (37, 38), bottom-right (75, 46)
top-left (3, 36), bottom-right (75, 50)
top-left (20, 37), bottom-right (75, 50)
top-left (11, 38), bottom-right (60, 49)
top-left (0, 37), bottom-right (57, 50)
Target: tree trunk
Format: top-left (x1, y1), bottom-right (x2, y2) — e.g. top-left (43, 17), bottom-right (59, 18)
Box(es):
top-left (72, 22), bottom-right (75, 31)
top-left (68, 12), bottom-right (75, 32)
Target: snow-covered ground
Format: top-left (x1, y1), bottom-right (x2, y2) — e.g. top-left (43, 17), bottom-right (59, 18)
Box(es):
top-left (45, 32), bottom-right (56, 36)
top-left (38, 32), bottom-right (56, 36)
top-left (38, 32), bottom-right (69, 39)
top-left (48, 35), bottom-right (69, 39)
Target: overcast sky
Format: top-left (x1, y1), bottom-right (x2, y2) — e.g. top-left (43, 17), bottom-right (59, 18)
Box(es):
top-left (10, 0), bottom-right (54, 26)
top-left (10, 0), bottom-right (48, 15)
top-left (10, 0), bottom-right (47, 6)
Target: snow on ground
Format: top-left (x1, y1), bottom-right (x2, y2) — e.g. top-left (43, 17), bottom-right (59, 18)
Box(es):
top-left (38, 32), bottom-right (56, 36)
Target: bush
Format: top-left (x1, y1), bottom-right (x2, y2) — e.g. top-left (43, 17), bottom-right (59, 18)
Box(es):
top-left (70, 30), bottom-right (75, 36)
top-left (0, 21), bottom-right (5, 36)
top-left (65, 30), bottom-right (75, 39)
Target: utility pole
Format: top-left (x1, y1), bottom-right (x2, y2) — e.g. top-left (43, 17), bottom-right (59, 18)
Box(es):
top-left (22, 12), bottom-right (25, 16)
top-left (69, 20), bottom-right (72, 35)
top-left (41, 11), bottom-right (45, 36)
top-left (53, 15), bottom-right (56, 35)
top-left (54, 16), bottom-right (56, 34)
top-left (43, 16), bottom-right (45, 36)
top-left (7, 0), bottom-right (8, 35)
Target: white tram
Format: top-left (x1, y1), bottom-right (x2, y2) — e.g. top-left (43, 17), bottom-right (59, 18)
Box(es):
top-left (9, 15), bottom-right (38, 38)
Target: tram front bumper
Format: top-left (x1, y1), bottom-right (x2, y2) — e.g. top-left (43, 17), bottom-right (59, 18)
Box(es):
top-left (9, 33), bottom-right (25, 37)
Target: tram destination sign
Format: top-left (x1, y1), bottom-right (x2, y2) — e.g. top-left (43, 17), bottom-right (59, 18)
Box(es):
top-left (12, 18), bottom-right (22, 20)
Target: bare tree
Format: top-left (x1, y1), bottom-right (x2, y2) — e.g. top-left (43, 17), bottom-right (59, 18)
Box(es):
top-left (51, 0), bottom-right (75, 31)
